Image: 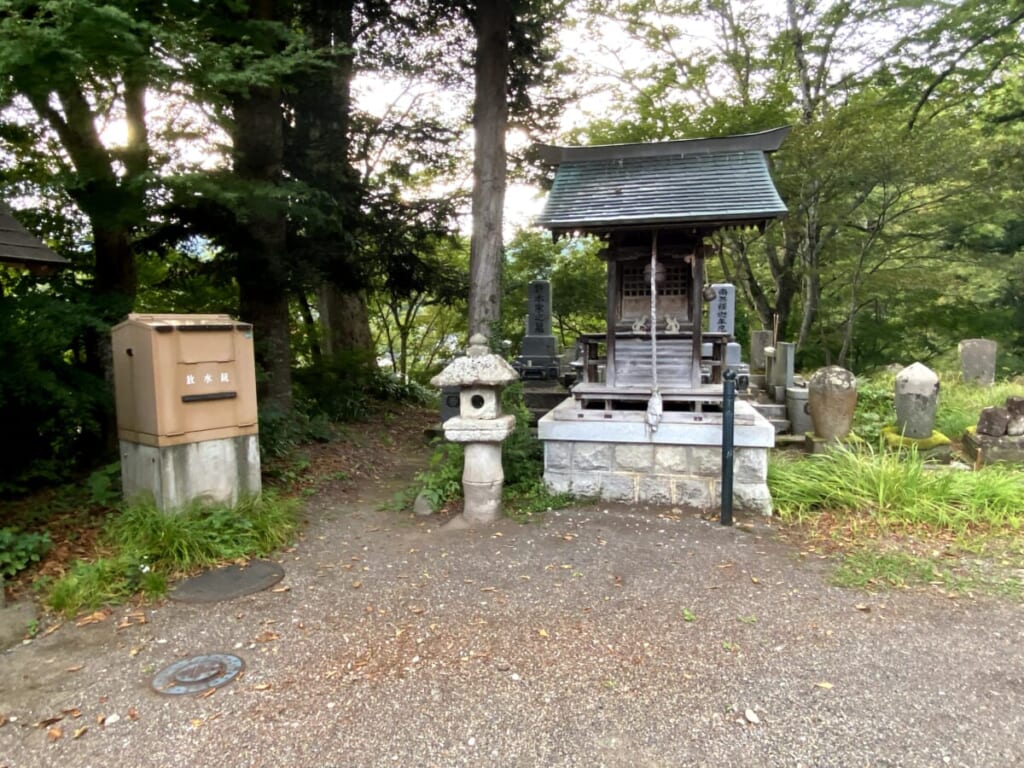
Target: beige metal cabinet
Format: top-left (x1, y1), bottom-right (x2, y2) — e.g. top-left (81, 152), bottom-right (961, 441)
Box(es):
top-left (112, 314), bottom-right (258, 447)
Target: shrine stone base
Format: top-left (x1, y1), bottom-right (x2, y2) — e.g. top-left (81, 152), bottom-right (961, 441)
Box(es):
top-left (538, 399), bottom-right (775, 515)
top-left (120, 435), bottom-right (262, 513)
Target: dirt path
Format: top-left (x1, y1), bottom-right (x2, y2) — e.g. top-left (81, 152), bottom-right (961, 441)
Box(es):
top-left (1, 423), bottom-right (1022, 767)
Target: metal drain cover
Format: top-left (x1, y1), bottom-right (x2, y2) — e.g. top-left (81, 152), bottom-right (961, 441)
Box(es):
top-left (152, 654), bottom-right (245, 695)
top-left (169, 559), bottom-right (284, 603)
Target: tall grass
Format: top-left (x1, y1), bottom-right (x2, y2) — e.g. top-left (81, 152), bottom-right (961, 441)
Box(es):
top-left (769, 445), bottom-right (1024, 531)
top-left (46, 493), bottom-right (299, 616)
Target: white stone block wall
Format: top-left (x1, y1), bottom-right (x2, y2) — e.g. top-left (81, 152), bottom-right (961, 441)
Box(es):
top-left (544, 440), bottom-right (772, 515)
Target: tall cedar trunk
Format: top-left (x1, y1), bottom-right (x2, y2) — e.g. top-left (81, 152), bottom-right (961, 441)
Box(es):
top-left (232, 40), bottom-right (293, 413)
top-left (291, 0), bottom-right (372, 359)
top-left (468, 1), bottom-right (512, 343)
top-left (318, 283), bottom-right (373, 358)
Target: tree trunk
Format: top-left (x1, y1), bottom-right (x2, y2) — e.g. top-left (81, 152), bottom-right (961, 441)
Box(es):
top-left (318, 283), bottom-right (373, 358)
top-left (289, 0), bottom-right (373, 364)
top-left (468, 0), bottom-right (512, 343)
top-left (232, 30), bottom-right (292, 412)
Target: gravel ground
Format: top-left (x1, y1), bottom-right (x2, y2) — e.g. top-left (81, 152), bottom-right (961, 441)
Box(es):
top-left (1, 442), bottom-right (1022, 768)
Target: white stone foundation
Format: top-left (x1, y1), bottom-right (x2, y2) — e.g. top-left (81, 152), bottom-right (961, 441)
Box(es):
top-left (538, 399), bottom-right (774, 515)
top-left (120, 435), bottom-right (262, 512)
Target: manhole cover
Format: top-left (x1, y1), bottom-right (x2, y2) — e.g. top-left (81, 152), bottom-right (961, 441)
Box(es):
top-left (152, 654), bottom-right (245, 695)
top-left (169, 559), bottom-right (284, 603)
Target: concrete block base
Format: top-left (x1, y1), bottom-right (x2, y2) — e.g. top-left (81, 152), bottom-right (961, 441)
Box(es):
top-left (120, 435), bottom-right (262, 512)
top-left (539, 400), bottom-right (774, 515)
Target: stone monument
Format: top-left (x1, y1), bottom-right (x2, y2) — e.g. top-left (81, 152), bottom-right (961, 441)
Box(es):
top-left (513, 280), bottom-right (560, 381)
top-left (959, 338), bottom-right (997, 387)
top-left (894, 363), bottom-right (939, 439)
top-left (807, 366), bottom-right (857, 441)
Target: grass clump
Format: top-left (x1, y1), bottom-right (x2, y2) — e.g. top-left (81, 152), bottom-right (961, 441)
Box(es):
top-left (771, 442), bottom-right (1024, 596)
top-left (45, 493), bottom-right (299, 617)
top-left (770, 444), bottom-right (1024, 531)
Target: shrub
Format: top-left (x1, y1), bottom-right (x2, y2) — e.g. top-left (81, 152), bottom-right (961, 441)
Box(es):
top-left (0, 527), bottom-right (51, 579)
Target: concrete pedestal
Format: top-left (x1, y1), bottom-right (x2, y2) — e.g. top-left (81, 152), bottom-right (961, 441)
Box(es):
top-left (539, 399), bottom-right (775, 515)
top-left (120, 435), bottom-right (262, 512)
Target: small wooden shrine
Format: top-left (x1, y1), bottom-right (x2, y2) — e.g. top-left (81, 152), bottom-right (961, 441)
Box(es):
top-left (533, 127), bottom-right (789, 514)
top-left (536, 127), bottom-right (788, 414)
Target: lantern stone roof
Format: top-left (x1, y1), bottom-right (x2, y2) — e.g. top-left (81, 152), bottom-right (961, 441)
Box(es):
top-left (535, 127), bottom-right (790, 234)
top-left (430, 334), bottom-right (519, 388)
top-left (0, 203), bottom-right (68, 269)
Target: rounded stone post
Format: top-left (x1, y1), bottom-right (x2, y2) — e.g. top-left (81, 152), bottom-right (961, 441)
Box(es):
top-left (808, 366), bottom-right (858, 440)
top-left (894, 363), bottom-right (939, 439)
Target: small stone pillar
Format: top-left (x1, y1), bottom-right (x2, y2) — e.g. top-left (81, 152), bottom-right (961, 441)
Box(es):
top-left (959, 338), bottom-right (997, 386)
top-left (768, 341), bottom-right (796, 403)
top-left (894, 363), bottom-right (939, 439)
top-left (750, 331), bottom-right (773, 372)
top-left (808, 366), bottom-right (857, 440)
top-left (430, 334), bottom-right (518, 524)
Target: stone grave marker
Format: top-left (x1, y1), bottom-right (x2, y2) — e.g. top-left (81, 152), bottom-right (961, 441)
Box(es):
top-left (959, 338), bottom-right (997, 386)
top-left (894, 363), bottom-right (939, 439)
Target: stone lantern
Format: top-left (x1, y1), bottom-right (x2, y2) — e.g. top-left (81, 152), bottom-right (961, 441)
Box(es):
top-left (430, 334), bottom-right (519, 524)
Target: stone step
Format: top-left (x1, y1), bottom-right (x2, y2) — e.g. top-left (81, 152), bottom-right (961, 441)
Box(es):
top-left (769, 418), bottom-right (791, 435)
top-left (753, 402), bottom-right (787, 420)
top-left (747, 373), bottom-right (767, 389)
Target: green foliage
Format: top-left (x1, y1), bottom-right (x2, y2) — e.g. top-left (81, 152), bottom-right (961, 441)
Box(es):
top-left (770, 446), bottom-right (1024, 531)
top-left (0, 281), bottom-right (111, 495)
top-left (0, 527), bottom-right (51, 579)
top-left (294, 352), bottom-right (434, 426)
top-left (86, 463), bottom-right (122, 507)
top-left (500, 382), bottom-right (544, 490)
top-left (415, 441), bottom-right (465, 513)
top-left (46, 493), bottom-right (299, 617)
top-left (502, 231), bottom-right (606, 352)
top-left (851, 374), bottom-right (897, 445)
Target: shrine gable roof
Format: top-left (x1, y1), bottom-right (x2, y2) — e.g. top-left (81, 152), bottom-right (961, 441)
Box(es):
top-left (536, 127), bottom-right (790, 234)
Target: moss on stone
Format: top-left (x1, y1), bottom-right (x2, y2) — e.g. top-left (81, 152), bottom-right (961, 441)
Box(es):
top-left (881, 425), bottom-right (952, 450)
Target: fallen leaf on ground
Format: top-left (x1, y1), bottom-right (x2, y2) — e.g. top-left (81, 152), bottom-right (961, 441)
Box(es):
top-left (854, 604), bottom-right (871, 612)
top-left (252, 683), bottom-right (272, 691)
top-left (538, 629), bottom-right (549, 638)
top-left (254, 630), bottom-right (279, 643)
top-left (815, 681), bottom-right (834, 689)
top-left (197, 688), bottom-right (216, 699)
top-left (36, 716), bottom-right (63, 728)
top-left (271, 586), bottom-right (290, 593)
top-left (61, 708), bottom-right (82, 718)
top-left (75, 609), bottom-right (110, 627)
top-left (73, 726), bottom-right (88, 739)
top-left (47, 726), bottom-right (62, 742)
top-left (744, 709), bottom-right (760, 724)
top-left (127, 708), bottom-right (139, 721)
top-left (65, 664), bottom-right (84, 673)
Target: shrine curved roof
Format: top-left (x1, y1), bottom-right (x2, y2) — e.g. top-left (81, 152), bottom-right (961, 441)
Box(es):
top-left (535, 127), bottom-right (789, 233)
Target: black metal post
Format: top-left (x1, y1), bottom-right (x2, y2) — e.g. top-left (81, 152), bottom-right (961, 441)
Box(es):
top-left (720, 368), bottom-right (736, 526)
